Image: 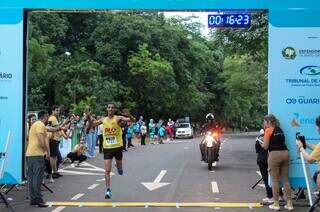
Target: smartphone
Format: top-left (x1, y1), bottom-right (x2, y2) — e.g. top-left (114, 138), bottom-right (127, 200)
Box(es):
top-left (296, 132), bottom-right (306, 149)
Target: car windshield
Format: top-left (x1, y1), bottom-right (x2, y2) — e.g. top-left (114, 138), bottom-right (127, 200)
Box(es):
top-left (177, 123), bottom-right (190, 128)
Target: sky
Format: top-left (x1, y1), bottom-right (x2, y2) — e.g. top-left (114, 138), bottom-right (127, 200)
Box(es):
top-left (163, 11), bottom-right (215, 37)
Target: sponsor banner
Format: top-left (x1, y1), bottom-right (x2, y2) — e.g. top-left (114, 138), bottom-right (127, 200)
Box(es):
top-left (269, 24), bottom-right (320, 188)
top-left (0, 9), bottom-right (24, 184)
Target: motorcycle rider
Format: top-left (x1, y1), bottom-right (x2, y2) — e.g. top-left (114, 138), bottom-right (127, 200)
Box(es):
top-left (199, 113), bottom-right (222, 162)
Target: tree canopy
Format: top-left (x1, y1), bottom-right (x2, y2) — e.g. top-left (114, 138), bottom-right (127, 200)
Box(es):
top-left (28, 11), bottom-right (267, 129)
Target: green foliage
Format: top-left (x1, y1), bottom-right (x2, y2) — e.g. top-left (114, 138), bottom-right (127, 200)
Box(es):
top-left (28, 11), bottom-right (267, 128)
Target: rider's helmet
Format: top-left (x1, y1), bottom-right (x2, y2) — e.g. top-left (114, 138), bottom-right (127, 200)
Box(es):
top-left (205, 113), bottom-right (215, 121)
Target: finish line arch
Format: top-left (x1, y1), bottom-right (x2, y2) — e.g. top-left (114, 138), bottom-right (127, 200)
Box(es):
top-left (0, 0), bottom-right (319, 190)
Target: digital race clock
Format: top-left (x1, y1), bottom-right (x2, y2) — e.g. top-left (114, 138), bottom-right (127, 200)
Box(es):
top-left (208, 14), bottom-right (251, 28)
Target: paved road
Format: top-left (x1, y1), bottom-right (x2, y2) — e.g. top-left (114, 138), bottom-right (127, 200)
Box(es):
top-left (1, 133), bottom-right (311, 211)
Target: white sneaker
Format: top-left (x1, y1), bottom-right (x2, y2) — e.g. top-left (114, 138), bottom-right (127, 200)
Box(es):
top-left (284, 204), bottom-right (294, 211)
top-left (269, 203), bottom-right (280, 211)
top-left (49, 175), bottom-right (54, 183)
top-left (262, 197), bottom-right (274, 204)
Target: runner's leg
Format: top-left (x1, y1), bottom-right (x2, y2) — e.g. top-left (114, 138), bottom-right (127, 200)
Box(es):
top-left (104, 159), bottom-right (112, 188)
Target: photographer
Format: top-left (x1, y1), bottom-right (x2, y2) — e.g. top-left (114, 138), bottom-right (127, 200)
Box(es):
top-left (260, 114), bottom-right (293, 211)
top-left (296, 115), bottom-right (320, 189)
top-left (255, 130), bottom-right (284, 204)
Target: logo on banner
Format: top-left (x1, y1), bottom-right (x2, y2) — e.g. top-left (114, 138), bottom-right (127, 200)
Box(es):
top-left (286, 96), bottom-right (320, 105)
top-left (285, 65), bottom-right (320, 87)
top-left (300, 65), bottom-right (320, 76)
top-left (291, 113), bottom-right (315, 128)
top-left (282, 47), bottom-right (296, 59)
top-left (282, 46), bottom-right (320, 59)
top-left (0, 72), bottom-right (13, 80)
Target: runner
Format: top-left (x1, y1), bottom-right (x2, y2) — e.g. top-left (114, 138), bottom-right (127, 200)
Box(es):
top-left (87, 103), bottom-right (135, 199)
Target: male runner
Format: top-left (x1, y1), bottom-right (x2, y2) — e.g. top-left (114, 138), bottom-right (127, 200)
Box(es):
top-left (87, 103), bottom-right (135, 199)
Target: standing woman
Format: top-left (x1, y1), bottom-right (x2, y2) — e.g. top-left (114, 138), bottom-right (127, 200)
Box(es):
top-left (260, 114), bottom-right (293, 211)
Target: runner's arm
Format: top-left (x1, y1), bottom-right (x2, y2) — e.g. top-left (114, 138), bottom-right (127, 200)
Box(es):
top-left (88, 117), bottom-right (103, 127)
top-left (117, 115), bottom-right (135, 123)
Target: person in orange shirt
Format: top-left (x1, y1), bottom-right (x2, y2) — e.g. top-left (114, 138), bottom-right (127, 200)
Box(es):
top-left (260, 114), bottom-right (293, 211)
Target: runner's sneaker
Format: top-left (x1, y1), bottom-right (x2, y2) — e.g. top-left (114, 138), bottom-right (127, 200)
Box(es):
top-left (105, 189), bottom-right (112, 199)
top-left (115, 165), bottom-right (123, 175)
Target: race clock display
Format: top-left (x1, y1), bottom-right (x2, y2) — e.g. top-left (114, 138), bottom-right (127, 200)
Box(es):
top-left (208, 14), bottom-right (251, 28)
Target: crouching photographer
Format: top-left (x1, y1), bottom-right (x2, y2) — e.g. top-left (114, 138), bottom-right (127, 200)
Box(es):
top-left (296, 115), bottom-right (320, 189)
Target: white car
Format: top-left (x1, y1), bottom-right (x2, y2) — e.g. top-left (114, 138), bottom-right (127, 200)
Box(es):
top-left (175, 123), bottom-right (194, 139)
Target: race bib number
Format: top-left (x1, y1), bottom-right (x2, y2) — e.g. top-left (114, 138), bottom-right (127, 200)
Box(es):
top-left (105, 136), bottom-right (117, 145)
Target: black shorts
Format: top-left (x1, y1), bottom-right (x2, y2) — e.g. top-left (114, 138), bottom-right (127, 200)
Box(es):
top-left (49, 140), bottom-right (60, 157)
top-left (103, 147), bottom-right (123, 160)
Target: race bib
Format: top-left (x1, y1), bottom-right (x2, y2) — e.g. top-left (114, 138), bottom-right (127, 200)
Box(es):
top-left (105, 136), bottom-right (117, 145)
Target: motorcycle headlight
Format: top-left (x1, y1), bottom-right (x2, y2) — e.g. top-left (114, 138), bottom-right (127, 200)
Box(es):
top-left (207, 139), bottom-right (213, 147)
top-left (205, 135), bottom-right (214, 142)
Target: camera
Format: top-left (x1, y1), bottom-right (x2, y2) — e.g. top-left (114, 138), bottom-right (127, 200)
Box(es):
top-left (255, 129), bottom-right (264, 145)
top-left (296, 132), bottom-right (306, 149)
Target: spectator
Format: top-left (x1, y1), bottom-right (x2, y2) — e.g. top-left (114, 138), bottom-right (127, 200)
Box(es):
top-left (25, 111), bottom-right (50, 207)
top-left (83, 107), bottom-right (96, 158)
top-left (167, 118), bottom-right (175, 140)
top-left (97, 123), bottom-right (103, 153)
top-left (149, 119), bottom-right (155, 144)
top-left (127, 122), bottom-right (134, 148)
top-left (296, 115), bottom-right (320, 189)
top-left (159, 124), bottom-right (166, 144)
top-left (140, 122), bottom-right (147, 146)
top-left (67, 142), bottom-right (88, 166)
top-left (255, 130), bottom-right (284, 204)
top-left (48, 105), bottom-right (64, 179)
top-left (121, 108), bottom-right (130, 151)
top-left (260, 114), bottom-right (293, 211)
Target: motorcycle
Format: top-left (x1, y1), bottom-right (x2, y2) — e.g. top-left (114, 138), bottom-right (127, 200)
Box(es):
top-left (201, 131), bottom-right (220, 170)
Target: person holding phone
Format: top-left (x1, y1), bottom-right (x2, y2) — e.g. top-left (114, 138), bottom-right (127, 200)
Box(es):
top-left (296, 115), bottom-right (320, 188)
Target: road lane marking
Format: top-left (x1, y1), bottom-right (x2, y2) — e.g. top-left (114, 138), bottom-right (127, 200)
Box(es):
top-left (47, 202), bottom-right (263, 208)
top-left (154, 170), bottom-right (166, 183)
top-left (96, 178), bottom-right (105, 182)
top-left (71, 193), bottom-right (85, 200)
top-left (211, 181), bottom-right (219, 193)
top-left (142, 170), bottom-right (170, 191)
top-left (88, 184), bottom-right (99, 190)
top-left (184, 147), bottom-right (189, 149)
top-left (59, 169), bottom-right (105, 176)
top-left (51, 206), bottom-right (66, 212)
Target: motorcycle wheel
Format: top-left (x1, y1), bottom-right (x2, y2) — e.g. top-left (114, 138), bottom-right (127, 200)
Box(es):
top-left (207, 147), bottom-right (214, 171)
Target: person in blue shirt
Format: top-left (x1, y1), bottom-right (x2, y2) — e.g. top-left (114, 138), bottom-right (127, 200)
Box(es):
top-left (149, 119), bottom-right (155, 144)
top-left (126, 122), bottom-right (134, 148)
top-left (159, 124), bottom-right (166, 144)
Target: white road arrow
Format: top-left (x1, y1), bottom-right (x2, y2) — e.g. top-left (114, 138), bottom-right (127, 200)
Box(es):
top-left (141, 170), bottom-right (170, 191)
